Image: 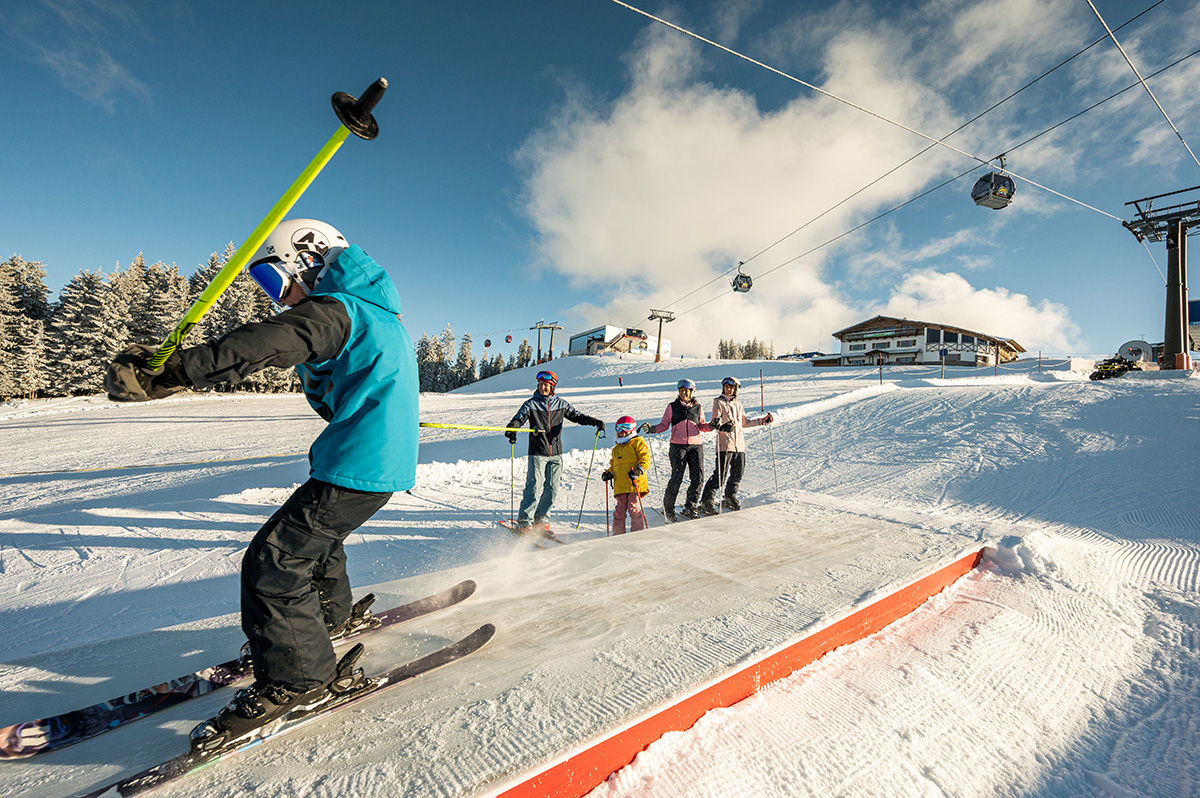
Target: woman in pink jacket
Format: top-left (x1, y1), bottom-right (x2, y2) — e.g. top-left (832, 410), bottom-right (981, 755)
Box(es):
top-left (638, 378), bottom-right (712, 521)
top-left (701, 376), bottom-right (772, 515)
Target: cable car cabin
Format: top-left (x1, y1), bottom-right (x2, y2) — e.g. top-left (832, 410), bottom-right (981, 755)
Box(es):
top-left (971, 172), bottom-right (1016, 209)
top-left (484, 338), bottom-right (492, 348)
top-left (731, 273), bottom-right (753, 293)
top-left (505, 334), bottom-right (513, 343)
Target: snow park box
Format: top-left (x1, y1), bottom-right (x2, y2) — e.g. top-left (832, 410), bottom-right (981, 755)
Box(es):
top-left (2, 499), bottom-right (984, 797)
top-left (334, 500), bottom-right (985, 798)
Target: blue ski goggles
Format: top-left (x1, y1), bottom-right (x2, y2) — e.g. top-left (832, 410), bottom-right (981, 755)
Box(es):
top-left (615, 422), bottom-right (635, 434)
top-left (247, 259), bottom-right (293, 303)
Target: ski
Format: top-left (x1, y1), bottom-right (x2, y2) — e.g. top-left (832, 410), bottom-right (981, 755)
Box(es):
top-left (78, 623), bottom-right (496, 798)
top-left (497, 519), bottom-right (565, 547)
top-left (0, 579), bottom-right (476, 760)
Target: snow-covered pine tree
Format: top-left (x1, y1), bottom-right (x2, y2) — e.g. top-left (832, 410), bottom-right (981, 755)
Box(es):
top-left (438, 325), bottom-right (456, 392)
top-left (0, 260), bottom-right (17, 398)
top-left (117, 254), bottom-right (154, 345)
top-left (415, 333), bottom-right (435, 392)
top-left (143, 260), bottom-right (189, 343)
top-left (452, 332), bottom-right (475, 389)
top-left (0, 255), bottom-right (50, 398)
top-left (97, 265), bottom-right (132, 365)
top-left (516, 339), bottom-right (533, 369)
top-left (45, 270), bottom-right (109, 395)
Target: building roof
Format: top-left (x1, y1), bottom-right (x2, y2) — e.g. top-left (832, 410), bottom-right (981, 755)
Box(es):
top-left (833, 315), bottom-right (1026, 353)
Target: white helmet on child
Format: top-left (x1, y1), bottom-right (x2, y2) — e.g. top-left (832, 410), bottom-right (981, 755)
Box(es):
top-left (246, 219), bottom-right (348, 302)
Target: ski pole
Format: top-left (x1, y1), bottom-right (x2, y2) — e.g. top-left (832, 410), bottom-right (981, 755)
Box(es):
top-left (769, 422), bottom-right (779, 491)
top-left (761, 368), bottom-right (778, 491)
top-left (420, 422), bottom-right (533, 433)
top-left (575, 428), bottom-right (604, 532)
top-left (144, 79), bottom-right (388, 371)
top-left (605, 482), bottom-right (611, 537)
top-left (509, 440), bottom-right (516, 524)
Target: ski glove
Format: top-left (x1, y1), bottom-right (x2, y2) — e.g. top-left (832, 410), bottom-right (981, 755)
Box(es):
top-left (505, 429), bottom-right (518, 444)
top-left (763, 413), bottom-right (773, 424)
top-left (718, 422), bottom-right (735, 433)
top-left (601, 470), bottom-right (613, 482)
top-left (637, 422), bottom-right (653, 435)
top-left (628, 465), bottom-right (644, 478)
top-left (593, 420), bottom-right (606, 434)
top-left (105, 343), bottom-right (191, 402)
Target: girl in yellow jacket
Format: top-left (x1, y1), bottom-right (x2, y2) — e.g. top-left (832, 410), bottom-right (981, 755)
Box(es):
top-left (601, 416), bottom-right (652, 534)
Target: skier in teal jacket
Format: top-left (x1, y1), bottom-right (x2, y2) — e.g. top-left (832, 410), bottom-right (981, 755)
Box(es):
top-left (105, 219), bottom-right (417, 753)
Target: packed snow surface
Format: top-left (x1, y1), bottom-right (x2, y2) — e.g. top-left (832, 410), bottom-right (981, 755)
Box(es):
top-left (1, 356), bottom-right (1198, 797)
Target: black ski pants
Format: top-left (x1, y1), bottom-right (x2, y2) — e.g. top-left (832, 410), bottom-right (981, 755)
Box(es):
top-left (664, 442), bottom-right (704, 510)
top-left (241, 478), bottom-right (391, 691)
top-left (702, 451), bottom-right (746, 503)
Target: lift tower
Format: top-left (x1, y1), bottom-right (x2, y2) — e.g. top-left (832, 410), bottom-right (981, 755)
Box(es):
top-left (648, 309), bottom-right (675, 363)
top-left (1123, 185), bottom-right (1200, 369)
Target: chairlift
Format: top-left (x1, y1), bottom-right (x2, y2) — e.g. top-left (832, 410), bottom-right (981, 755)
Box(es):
top-left (731, 262), bottom-right (753, 293)
top-left (971, 155), bottom-right (1016, 210)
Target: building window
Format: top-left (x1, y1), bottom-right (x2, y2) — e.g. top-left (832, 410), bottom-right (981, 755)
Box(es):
top-left (962, 335), bottom-right (974, 345)
top-left (897, 356), bottom-right (915, 363)
top-left (848, 343), bottom-right (866, 351)
top-left (927, 329), bottom-right (941, 344)
top-left (943, 332), bottom-right (959, 344)
top-left (877, 342), bottom-right (891, 349)
top-left (898, 339), bottom-right (915, 347)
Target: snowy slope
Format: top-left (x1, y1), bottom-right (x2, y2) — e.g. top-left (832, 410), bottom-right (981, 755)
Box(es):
top-left (1, 357), bottom-right (1198, 797)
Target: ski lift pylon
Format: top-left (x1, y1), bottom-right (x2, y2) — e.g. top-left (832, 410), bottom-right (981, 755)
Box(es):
top-left (731, 261), bottom-right (752, 293)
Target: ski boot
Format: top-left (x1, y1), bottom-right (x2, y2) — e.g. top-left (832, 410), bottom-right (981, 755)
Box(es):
top-left (662, 505), bottom-right (677, 523)
top-left (190, 645), bottom-right (367, 756)
top-left (699, 499), bottom-right (719, 516)
top-left (679, 504), bottom-right (700, 520)
top-left (721, 496), bottom-right (741, 511)
top-left (329, 593), bottom-right (381, 642)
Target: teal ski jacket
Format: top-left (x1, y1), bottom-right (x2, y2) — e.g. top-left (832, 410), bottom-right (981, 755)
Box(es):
top-left (299, 245), bottom-right (418, 492)
top-left (181, 244), bottom-right (418, 493)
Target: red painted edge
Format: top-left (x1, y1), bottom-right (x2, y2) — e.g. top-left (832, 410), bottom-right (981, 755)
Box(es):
top-left (496, 547), bottom-right (985, 798)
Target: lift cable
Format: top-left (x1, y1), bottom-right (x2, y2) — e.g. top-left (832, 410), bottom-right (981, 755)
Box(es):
top-left (1084, 0), bottom-right (1200, 172)
top-left (609, 0), bottom-right (1123, 224)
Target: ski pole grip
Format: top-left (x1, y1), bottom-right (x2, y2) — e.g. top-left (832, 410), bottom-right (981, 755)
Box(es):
top-left (332, 78), bottom-right (388, 140)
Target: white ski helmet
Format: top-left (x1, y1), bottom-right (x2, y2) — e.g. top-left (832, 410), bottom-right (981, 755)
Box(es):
top-left (246, 219), bottom-right (348, 302)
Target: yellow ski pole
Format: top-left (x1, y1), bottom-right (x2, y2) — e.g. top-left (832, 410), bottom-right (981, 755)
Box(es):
top-left (144, 79), bottom-right (388, 371)
top-left (419, 423), bottom-right (533, 433)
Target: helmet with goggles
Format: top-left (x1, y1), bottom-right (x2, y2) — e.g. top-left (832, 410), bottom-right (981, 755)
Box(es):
top-left (722, 376), bottom-right (740, 394)
top-left (246, 219), bottom-right (348, 303)
top-left (677, 379), bottom-right (696, 391)
top-left (535, 370), bottom-right (558, 386)
top-left (615, 415), bottom-right (636, 434)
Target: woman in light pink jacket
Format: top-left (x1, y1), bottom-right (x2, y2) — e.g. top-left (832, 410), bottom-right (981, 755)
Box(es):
top-left (700, 376), bottom-right (772, 514)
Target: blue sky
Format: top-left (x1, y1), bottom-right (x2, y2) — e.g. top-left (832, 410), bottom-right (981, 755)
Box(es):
top-left (3, 0), bottom-right (1198, 359)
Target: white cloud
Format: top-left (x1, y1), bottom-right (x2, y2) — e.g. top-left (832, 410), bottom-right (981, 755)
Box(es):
top-left (3, 0), bottom-right (151, 112)
top-left (878, 270), bottom-right (1082, 352)
top-left (516, 0), bottom-right (1119, 356)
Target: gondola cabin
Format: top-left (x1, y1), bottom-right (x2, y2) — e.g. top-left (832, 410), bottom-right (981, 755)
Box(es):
top-left (505, 334), bottom-right (513, 343)
top-left (484, 338), bottom-right (492, 348)
top-left (731, 273), bottom-right (753, 293)
top-left (971, 172), bottom-right (1016, 209)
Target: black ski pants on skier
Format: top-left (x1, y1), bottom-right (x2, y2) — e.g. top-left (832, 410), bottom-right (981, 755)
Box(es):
top-left (241, 478), bottom-right (391, 691)
top-left (702, 451), bottom-right (746, 503)
top-left (664, 442), bottom-right (704, 510)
